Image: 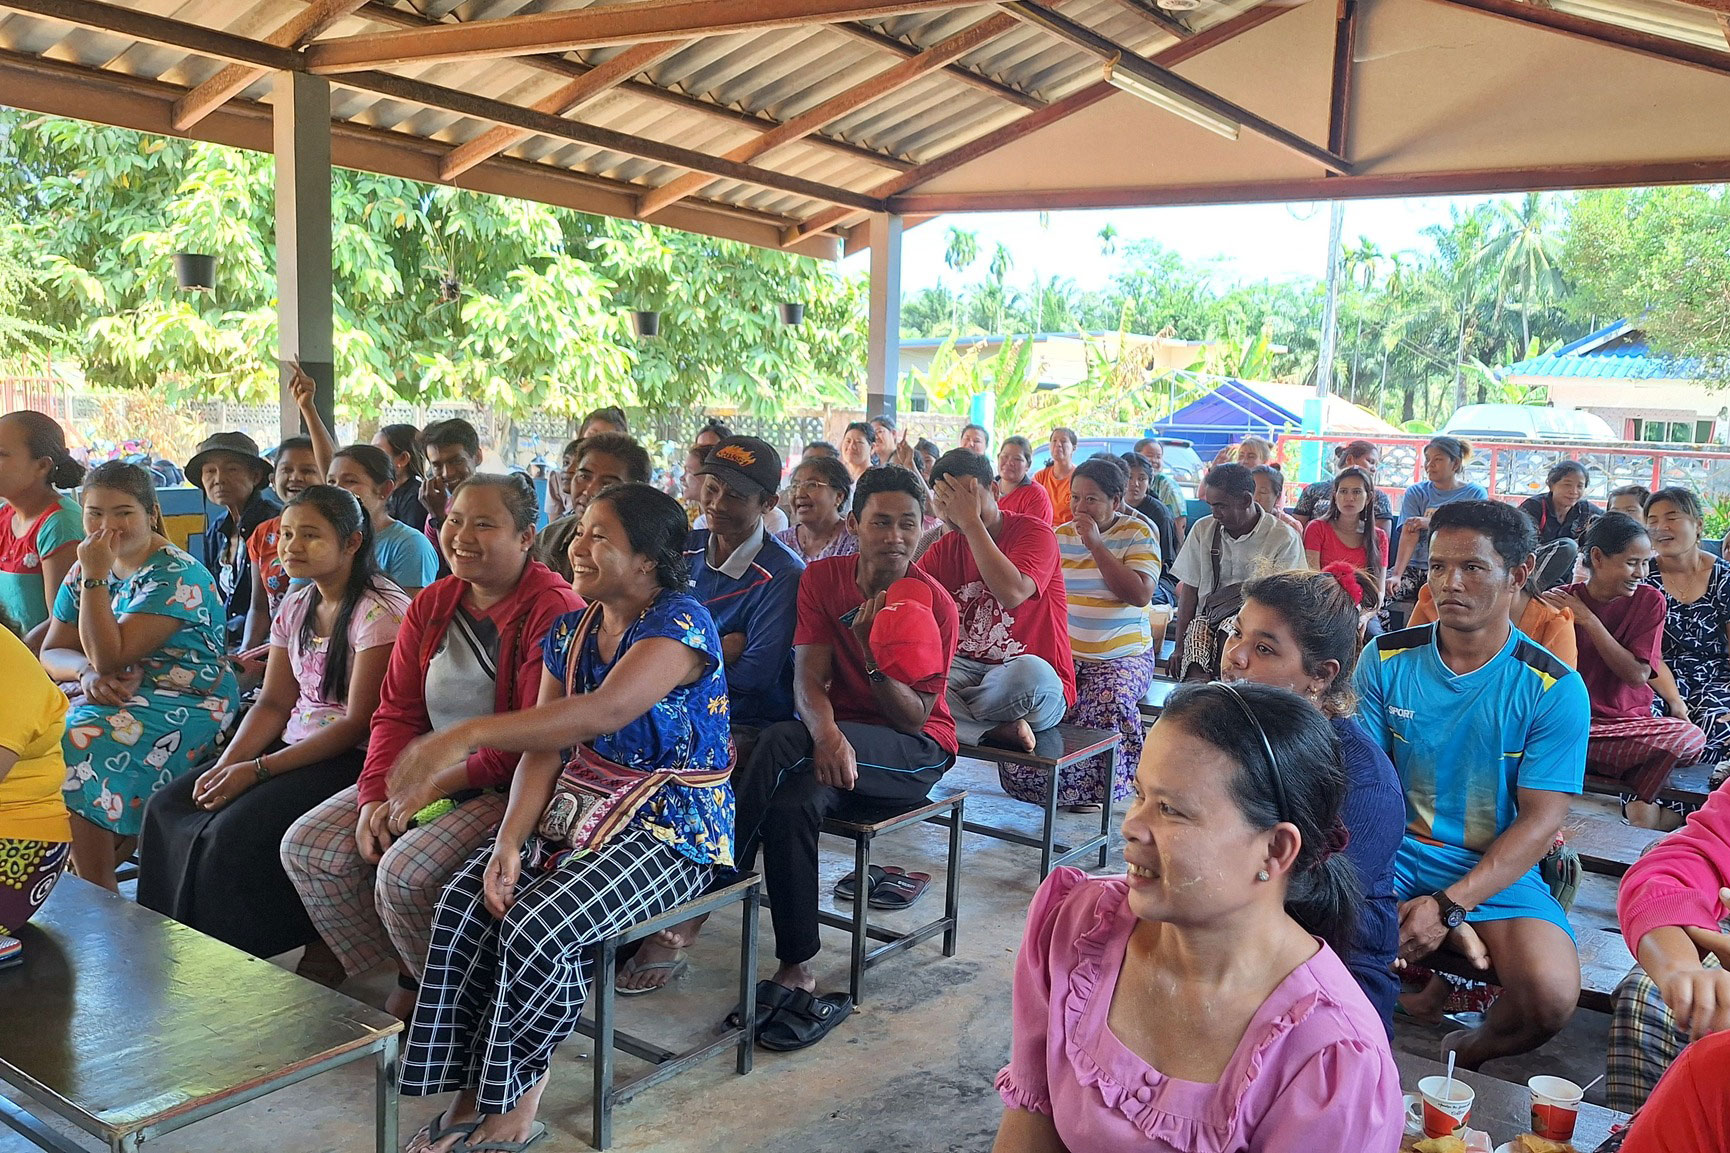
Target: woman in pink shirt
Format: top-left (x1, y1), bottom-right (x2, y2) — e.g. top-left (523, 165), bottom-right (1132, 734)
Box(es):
top-left (993, 681), bottom-right (1402, 1152)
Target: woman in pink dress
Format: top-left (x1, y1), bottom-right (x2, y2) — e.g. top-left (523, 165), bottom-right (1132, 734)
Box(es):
top-left (993, 680), bottom-right (1403, 1152)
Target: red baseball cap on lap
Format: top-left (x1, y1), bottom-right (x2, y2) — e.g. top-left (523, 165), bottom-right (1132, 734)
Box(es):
top-left (870, 577), bottom-right (945, 686)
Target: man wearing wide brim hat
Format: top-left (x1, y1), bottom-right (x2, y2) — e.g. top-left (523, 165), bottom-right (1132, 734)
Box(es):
top-left (185, 431), bottom-right (282, 651)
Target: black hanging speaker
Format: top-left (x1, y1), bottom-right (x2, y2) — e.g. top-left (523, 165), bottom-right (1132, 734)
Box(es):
top-left (777, 302), bottom-right (805, 326)
top-left (173, 253), bottom-right (215, 291)
top-left (629, 309), bottom-right (661, 338)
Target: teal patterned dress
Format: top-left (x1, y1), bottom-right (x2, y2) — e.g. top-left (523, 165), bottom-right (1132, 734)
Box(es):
top-left (541, 589), bottom-right (734, 866)
top-left (55, 546), bottom-right (239, 837)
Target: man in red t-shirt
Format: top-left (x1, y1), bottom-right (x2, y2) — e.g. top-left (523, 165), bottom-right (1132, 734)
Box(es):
top-left (729, 466), bottom-right (958, 1046)
top-left (916, 449), bottom-right (1074, 753)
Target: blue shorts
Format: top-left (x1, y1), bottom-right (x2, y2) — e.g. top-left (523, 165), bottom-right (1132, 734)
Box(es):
top-left (1393, 837), bottom-right (1573, 940)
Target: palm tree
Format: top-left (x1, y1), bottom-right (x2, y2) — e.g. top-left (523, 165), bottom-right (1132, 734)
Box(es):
top-left (1481, 193), bottom-right (1566, 350)
top-left (944, 227), bottom-right (980, 334)
top-left (988, 242), bottom-right (1015, 335)
top-left (1098, 222), bottom-right (1119, 256)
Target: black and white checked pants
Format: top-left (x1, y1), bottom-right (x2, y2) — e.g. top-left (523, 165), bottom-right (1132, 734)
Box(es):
top-left (400, 825), bottom-right (707, 1113)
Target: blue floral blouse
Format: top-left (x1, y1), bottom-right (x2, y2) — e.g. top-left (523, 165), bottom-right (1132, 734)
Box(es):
top-left (541, 589), bottom-right (734, 866)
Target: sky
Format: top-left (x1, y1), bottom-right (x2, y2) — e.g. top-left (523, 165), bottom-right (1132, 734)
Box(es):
top-left (840, 195), bottom-right (1500, 297)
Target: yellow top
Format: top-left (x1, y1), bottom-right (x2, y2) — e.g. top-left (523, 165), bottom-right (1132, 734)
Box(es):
top-left (0, 626), bottom-right (72, 842)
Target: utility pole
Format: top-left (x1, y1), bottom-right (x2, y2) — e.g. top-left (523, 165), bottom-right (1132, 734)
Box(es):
top-left (1315, 200), bottom-right (1345, 398)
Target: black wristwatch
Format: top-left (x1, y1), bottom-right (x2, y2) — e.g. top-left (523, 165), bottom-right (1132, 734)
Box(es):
top-left (864, 660), bottom-right (887, 685)
top-left (1431, 890), bottom-right (1467, 930)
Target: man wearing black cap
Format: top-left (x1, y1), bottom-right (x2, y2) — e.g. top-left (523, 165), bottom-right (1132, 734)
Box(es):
top-left (683, 436), bottom-right (805, 739)
top-left (186, 431), bottom-right (280, 650)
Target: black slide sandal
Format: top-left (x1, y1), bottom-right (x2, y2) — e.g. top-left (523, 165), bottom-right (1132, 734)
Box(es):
top-left (868, 870), bottom-right (930, 911)
top-left (724, 978), bottom-right (795, 1032)
top-left (756, 988), bottom-right (854, 1052)
top-left (833, 864), bottom-right (887, 902)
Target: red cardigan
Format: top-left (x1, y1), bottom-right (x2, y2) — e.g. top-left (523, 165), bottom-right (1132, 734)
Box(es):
top-left (356, 560), bottom-right (582, 807)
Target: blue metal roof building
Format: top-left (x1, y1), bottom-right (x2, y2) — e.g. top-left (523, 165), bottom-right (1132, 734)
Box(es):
top-left (1503, 321), bottom-right (1702, 381)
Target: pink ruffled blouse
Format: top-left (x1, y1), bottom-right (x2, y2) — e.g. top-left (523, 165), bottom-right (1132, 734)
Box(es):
top-left (997, 868), bottom-right (1404, 1152)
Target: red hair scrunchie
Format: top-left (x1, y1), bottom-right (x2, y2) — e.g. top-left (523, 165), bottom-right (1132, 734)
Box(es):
top-left (1322, 561), bottom-right (1364, 607)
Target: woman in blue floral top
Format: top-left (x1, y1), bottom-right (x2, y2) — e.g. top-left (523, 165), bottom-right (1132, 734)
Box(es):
top-left (38, 462), bottom-right (238, 890)
top-left (388, 482), bottom-right (732, 1153)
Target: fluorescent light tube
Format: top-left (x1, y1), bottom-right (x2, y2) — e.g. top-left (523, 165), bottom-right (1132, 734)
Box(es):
top-left (1103, 58), bottom-right (1241, 140)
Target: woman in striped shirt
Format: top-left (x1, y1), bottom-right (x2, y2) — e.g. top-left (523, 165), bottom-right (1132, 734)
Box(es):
top-left (1042, 458), bottom-right (1162, 812)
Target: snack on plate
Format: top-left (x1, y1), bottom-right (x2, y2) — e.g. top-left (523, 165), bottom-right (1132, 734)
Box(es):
top-left (1412, 1138), bottom-right (1467, 1153)
top-left (1512, 1136), bottom-right (1573, 1153)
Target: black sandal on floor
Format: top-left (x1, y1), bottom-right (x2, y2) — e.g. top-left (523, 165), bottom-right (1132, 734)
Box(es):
top-left (756, 988), bottom-right (854, 1052)
top-left (868, 870), bottom-right (931, 911)
top-left (833, 864), bottom-right (887, 901)
top-left (724, 978), bottom-right (796, 1032)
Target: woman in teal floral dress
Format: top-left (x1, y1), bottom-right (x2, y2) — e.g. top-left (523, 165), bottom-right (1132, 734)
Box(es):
top-left (387, 482), bottom-right (731, 1153)
top-left (38, 462), bottom-right (238, 889)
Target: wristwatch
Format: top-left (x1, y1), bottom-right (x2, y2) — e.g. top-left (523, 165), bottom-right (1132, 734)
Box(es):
top-left (79, 577), bottom-right (106, 590)
top-left (863, 660), bottom-right (887, 685)
top-left (1431, 890), bottom-right (1467, 930)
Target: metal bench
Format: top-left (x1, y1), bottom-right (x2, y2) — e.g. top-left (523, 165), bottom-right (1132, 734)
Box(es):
top-left (1583, 762), bottom-right (1715, 809)
top-left (1562, 810), bottom-right (1667, 879)
top-left (1138, 677), bottom-right (1179, 723)
top-left (815, 791), bottom-right (966, 1005)
top-left (575, 875), bottom-right (761, 1150)
top-left (949, 725), bottom-right (1122, 877)
top-left (0, 876), bottom-right (401, 1153)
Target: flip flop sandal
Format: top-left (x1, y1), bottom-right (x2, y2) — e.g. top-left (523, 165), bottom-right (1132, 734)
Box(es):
top-left (756, 988), bottom-right (854, 1052)
top-left (868, 870), bottom-right (931, 911)
top-left (1064, 803), bottom-right (1103, 814)
top-left (615, 954), bottom-right (688, 997)
top-left (458, 1122), bottom-right (547, 1152)
top-left (0, 936), bottom-right (21, 969)
top-left (405, 1110), bottom-right (478, 1153)
top-left (833, 864), bottom-right (887, 901)
top-left (724, 978), bottom-right (796, 1032)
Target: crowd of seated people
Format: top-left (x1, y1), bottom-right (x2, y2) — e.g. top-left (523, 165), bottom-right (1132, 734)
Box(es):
top-left (19, 403), bottom-right (1730, 1151)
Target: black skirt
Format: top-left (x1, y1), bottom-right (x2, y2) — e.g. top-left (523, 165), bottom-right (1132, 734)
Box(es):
top-left (137, 745), bottom-right (365, 959)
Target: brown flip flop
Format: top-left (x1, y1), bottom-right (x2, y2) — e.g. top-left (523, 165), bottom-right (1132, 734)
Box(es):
top-left (868, 869), bottom-right (931, 910)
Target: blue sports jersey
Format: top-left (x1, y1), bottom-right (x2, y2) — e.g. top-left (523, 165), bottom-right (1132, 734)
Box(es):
top-left (1354, 622), bottom-right (1588, 854)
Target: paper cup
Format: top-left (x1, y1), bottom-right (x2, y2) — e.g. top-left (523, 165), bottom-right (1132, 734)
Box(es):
top-left (1528, 1075), bottom-right (1583, 1141)
top-left (1404, 1075), bottom-right (1474, 1138)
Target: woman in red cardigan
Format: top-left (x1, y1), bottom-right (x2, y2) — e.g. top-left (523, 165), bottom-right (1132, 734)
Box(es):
top-left (282, 474), bottom-right (581, 1019)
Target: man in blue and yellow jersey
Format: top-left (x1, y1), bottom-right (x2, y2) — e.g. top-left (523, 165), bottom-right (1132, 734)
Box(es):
top-left (1355, 499), bottom-right (1589, 1070)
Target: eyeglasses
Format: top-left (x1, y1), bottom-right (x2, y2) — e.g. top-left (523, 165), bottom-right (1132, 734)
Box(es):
top-left (790, 480), bottom-right (836, 494)
top-left (1212, 681), bottom-right (1290, 824)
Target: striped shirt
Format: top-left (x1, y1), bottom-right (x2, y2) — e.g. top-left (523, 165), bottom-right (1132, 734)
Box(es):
top-left (1056, 513), bottom-right (1162, 662)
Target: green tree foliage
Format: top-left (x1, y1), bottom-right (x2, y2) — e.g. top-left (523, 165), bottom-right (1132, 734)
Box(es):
top-left (0, 110), bottom-right (866, 417)
top-left (1563, 186), bottom-right (1730, 378)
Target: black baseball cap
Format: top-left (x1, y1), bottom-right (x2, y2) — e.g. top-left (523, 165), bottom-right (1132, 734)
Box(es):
top-left (696, 436), bottom-right (783, 499)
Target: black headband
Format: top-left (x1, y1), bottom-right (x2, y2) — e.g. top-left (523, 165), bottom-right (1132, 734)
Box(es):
top-left (1213, 681), bottom-right (1291, 825)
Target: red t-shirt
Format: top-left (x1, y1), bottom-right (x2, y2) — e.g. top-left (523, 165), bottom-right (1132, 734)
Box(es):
top-left (916, 511), bottom-right (1076, 708)
top-left (247, 516), bottom-right (291, 617)
top-left (1000, 482), bottom-right (1055, 524)
top-left (1302, 518), bottom-right (1390, 573)
top-left (1564, 581), bottom-right (1665, 721)
top-left (1620, 1027), bottom-right (1730, 1153)
top-left (793, 554), bottom-right (959, 754)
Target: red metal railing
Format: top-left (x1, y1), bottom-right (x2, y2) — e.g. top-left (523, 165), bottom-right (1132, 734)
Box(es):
top-left (1273, 433), bottom-right (1730, 508)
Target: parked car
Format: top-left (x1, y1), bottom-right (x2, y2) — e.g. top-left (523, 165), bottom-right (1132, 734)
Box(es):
top-left (1441, 404), bottom-right (1618, 443)
top-left (1029, 436), bottom-right (1203, 500)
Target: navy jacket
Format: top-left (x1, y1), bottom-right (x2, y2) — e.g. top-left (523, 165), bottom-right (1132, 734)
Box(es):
top-left (684, 526), bottom-right (804, 729)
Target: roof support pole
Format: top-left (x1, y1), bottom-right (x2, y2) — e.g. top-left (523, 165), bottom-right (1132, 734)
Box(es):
top-left (274, 71), bottom-right (336, 442)
top-left (865, 212), bottom-right (903, 425)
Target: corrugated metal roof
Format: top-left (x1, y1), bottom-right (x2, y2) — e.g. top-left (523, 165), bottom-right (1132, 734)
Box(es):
top-left (0, 0), bottom-right (1725, 254)
top-left (1505, 322), bottom-right (1704, 379)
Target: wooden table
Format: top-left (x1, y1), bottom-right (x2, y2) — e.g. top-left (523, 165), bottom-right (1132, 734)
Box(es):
top-left (1397, 1053), bottom-right (1629, 1151)
top-left (0, 877), bottom-right (401, 1153)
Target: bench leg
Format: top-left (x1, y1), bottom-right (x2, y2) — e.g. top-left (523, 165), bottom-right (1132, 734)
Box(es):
top-left (1040, 756), bottom-right (1060, 878)
top-left (849, 833), bottom-right (871, 1006)
top-left (943, 797), bottom-right (963, 957)
top-left (737, 883), bottom-right (760, 1075)
top-left (591, 937), bottom-right (619, 1151)
top-left (375, 1030), bottom-right (399, 1153)
top-left (1096, 746), bottom-right (1116, 869)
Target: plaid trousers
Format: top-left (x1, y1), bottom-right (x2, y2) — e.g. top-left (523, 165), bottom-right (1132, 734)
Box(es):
top-left (401, 826), bottom-right (706, 1113)
top-left (279, 785), bottom-right (508, 979)
top-left (1607, 955), bottom-right (1723, 1113)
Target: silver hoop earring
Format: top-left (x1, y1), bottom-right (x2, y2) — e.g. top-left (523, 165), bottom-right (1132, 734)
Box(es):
top-left (1256, 870), bottom-right (1270, 882)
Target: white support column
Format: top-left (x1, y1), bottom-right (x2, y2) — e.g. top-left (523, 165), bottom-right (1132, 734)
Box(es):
top-left (865, 212), bottom-right (903, 423)
top-left (274, 71), bottom-right (335, 442)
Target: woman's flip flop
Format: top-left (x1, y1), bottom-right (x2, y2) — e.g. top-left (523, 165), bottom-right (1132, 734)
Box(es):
top-left (615, 954), bottom-right (688, 997)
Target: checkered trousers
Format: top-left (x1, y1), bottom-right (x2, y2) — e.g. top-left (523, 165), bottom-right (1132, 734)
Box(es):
top-left (1606, 957), bottom-right (1722, 1113)
top-left (401, 826), bottom-right (706, 1113)
top-left (279, 785), bottom-right (508, 979)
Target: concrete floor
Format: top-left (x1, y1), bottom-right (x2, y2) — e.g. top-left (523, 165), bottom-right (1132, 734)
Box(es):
top-left (1, 762), bottom-right (1626, 1153)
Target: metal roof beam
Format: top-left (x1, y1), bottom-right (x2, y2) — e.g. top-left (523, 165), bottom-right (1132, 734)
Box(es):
top-left (354, 1), bottom-right (914, 173)
top-left (829, 21), bottom-right (1045, 109)
top-left (786, 0), bottom-right (1306, 243)
top-left (1003, 0), bottom-right (1355, 175)
top-left (305, 0), bottom-right (980, 72)
top-left (439, 39), bottom-right (688, 180)
top-left (1098, 0), bottom-right (1196, 41)
top-left (638, 11), bottom-right (1021, 218)
top-left (335, 67), bottom-right (886, 211)
top-left (173, 0), bottom-right (372, 131)
top-left (0, 0), bottom-right (298, 70)
top-left (1428, 0), bottom-right (1730, 78)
